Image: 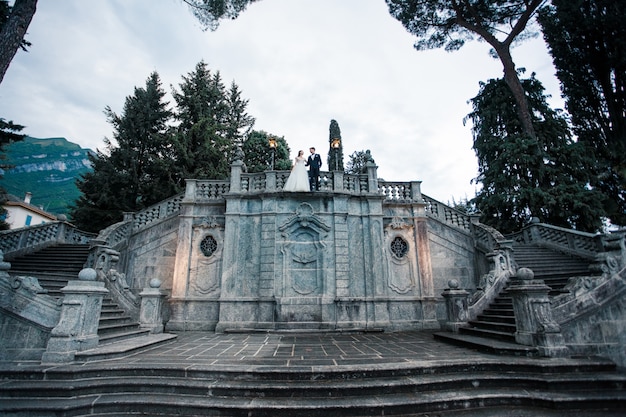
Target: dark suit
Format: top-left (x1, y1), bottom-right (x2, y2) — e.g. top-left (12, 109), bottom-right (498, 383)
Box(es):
top-left (306, 153), bottom-right (322, 190)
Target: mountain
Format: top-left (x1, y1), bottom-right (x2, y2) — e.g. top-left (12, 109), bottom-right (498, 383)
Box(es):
top-left (0, 136), bottom-right (94, 216)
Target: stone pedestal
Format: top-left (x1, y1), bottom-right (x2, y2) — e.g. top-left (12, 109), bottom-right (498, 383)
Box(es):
top-left (139, 278), bottom-right (167, 334)
top-left (508, 268), bottom-right (568, 357)
top-left (441, 279), bottom-right (469, 332)
top-left (42, 268), bottom-right (108, 363)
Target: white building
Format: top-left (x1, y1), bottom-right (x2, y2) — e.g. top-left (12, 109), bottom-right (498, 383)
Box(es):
top-left (2, 192), bottom-right (57, 229)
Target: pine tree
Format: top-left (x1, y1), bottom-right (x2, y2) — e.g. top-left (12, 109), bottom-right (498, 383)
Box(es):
top-left (171, 61), bottom-right (254, 182)
top-left (467, 73), bottom-right (605, 233)
top-left (70, 72), bottom-right (174, 232)
top-left (539, 0), bottom-right (626, 226)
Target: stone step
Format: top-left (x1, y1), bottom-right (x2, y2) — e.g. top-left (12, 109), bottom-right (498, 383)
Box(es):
top-left (3, 389), bottom-right (624, 417)
top-left (1, 356), bottom-right (624, 416)
top-left (467, 320), bottom-right (517, 333)
top-left (459, 327), bottom-right (517, 343)
top-left (476, 314), bottom-right (516, 324)
top-left (433, 332), bottom-right (538, 356)
top-left (98, 328), bottom-right (152, 344)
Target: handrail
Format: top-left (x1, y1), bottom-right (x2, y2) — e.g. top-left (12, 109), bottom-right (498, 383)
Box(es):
top-left (0, 221), bottom-right (95, 259)
top-left (422, 194), bottom-right (472, 232)
top-left (506, 222), bottom-right (603, 259)
top-left (467, 222), bottom-right (515, 321)
top-left (130, 193), bottom-right (185, 231)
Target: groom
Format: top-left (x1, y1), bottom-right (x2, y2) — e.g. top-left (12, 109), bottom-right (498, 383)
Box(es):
top-left (306, 147), bottom-right (322, 191)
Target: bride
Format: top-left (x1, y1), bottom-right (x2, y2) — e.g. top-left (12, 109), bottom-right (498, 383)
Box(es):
top-left (283, 150), bottom-right (310, 192)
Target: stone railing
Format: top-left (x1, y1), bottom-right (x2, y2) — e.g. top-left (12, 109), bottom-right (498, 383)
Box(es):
top-left (506, 222), bottom-right (603, 259)
top-left (130, 193), bottom-right (186, 231)
top-left (93, 220), bottom-right (133, 251)
top-left (379, 181), bottom-right (420, 201)
top-left (467, 222), bottom-right (515, 321)
top-left (0, 221), bottom-right (95, 259)
top-left (422, 194), bottom-right (472, 232)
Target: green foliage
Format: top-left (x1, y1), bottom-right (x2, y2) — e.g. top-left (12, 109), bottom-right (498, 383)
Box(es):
top-left (386, 0), bottom-right (545, 140)
top-left (70, 62), bottom-right (261, 232)
top-left (70, 72), bottom-right (174, 232)
top-left (0, 117), bottom-right (25, 229)
top-left (345, 150), bottom-right (375, 175)
top-left (467, 74), bottom-right (605, 233)
top-left (171, 61), bottom-right (255, 182)
top-left (242, 131), bottom-right (290, 173)
top-left (385, 0), bottom-right (543, 52)
top-left (327, 119), bottom-right (344, 172)
top-left (183, 0), bottom-right (260, 31)
top-left (539, 0), bottom-right (626, 226)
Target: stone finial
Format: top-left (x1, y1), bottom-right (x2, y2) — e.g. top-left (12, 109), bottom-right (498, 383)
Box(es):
top-left (149, 278), bottom-right (162, 289)
top-left (447, 279), bottom-right (459, 289)
top-left (78, 268), bottom-right (97, 281)
top-left (516, 267), bottom-right (534, 281)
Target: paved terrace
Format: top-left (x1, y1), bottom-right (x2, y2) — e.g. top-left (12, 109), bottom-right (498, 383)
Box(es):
top-left (5, 330), bottom-right (618, 372)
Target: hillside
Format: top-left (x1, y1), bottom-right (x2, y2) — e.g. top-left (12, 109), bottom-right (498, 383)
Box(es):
top-left (0, 136), bottom-right (94, 216)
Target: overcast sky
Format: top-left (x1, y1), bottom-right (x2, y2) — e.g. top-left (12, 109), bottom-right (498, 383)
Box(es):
top-left (0, 0), bottom-right (562, 204)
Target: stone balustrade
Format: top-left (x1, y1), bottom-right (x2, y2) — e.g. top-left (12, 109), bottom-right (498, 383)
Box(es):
top-left (129, 193), bottom-right (186, 231)
top-left (0, 221), bottom-right (95, 259)
top-left (422, 194), bottom-right (472, 232)
top-left (507, 222), bottom-right (603, 259)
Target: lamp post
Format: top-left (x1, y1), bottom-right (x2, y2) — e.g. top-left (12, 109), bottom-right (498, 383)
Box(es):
top-left (331, 138), bottom-right (341, 171)
top-left (268, 137), bottom-right (277, 170)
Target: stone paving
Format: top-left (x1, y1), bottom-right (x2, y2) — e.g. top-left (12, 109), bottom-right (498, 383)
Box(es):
top-left (86, 330), bottom-right (527, 369)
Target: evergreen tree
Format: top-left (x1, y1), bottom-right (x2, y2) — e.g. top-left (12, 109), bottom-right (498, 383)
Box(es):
top-left (345, 150), bottom-right (375, 175)
top-left (171, 61), bottom-right (254, 182)
top-left (539, 0), bottom-right (626, 226)
top-left (70, 72), bottom-right (174, 232)
top-left (0, 118), bottom-right (25, 229)
top-left (184, 0), bottom-right (259, 31)
top-left (224, 80), bottom-right (255, 149)
top-left (467, 73), bottom-right (604, 233)
top-left (242, 130), bottom-right (290, 173)
top-left (327, 119), bottom-right (344, 172)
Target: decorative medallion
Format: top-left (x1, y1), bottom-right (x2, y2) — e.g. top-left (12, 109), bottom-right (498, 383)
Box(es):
top-left (200, 235), bottom-right (218, 257)
top-left (390, 236), bottom-right (409, 259)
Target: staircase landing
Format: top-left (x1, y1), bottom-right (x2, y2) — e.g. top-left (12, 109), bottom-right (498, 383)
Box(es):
top-left (1, 331), bottom-right (624, 417)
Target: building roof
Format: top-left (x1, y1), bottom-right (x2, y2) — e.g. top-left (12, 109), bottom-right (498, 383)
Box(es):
top-left (3, 194), bottom-right (57, 221)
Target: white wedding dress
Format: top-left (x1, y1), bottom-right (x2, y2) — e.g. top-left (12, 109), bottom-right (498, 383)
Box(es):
top-left (283, 157), bottom-right (310, 191)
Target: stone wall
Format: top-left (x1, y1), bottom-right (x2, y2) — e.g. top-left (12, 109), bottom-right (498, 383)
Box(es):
top-left (555, 269), bottom-right (626, 368)
top-left (0, 272), bottom-right (61, 361)
top-left (124, 216), bottom-right (180, 291)
top-left (0, 312), bottom-right (51, 360)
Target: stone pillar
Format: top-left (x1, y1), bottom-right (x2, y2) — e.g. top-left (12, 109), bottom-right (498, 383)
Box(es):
top-left (230, 160), bottom-right (244, 193)
top-left (139, 278), bottom-right (167, 334)
top-left (441, 279), bottom-right (469, 332)
top-left (265, 171), bottom-right (276, 191)
top-left (507, 268), bottom-right (568, 357)
top-left (42, 268), bottom-right (108, 363)
top-left (333, 170), bottom-right (344, 192)
top-left (365, 161), bottom-right (378, 193)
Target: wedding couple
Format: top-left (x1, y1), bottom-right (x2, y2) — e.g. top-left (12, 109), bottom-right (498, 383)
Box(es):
top-left (283, 147), bottom-right (322, 192)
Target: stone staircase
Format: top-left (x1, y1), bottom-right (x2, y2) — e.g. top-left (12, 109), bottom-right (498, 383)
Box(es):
top-left (7, 244), bottom-right (151, 346)
top-left (0, 355), bottom-right (624, 416)
top-left (435, 244), bottom-right (594, 355)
